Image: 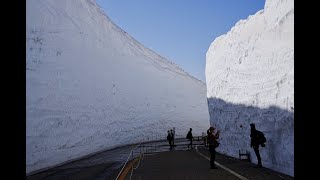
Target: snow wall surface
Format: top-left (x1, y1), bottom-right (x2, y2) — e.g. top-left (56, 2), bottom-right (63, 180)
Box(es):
top-left (26, 0), bottom-right (209, 174)
top-left (205, 0), bottom-right (293, 176)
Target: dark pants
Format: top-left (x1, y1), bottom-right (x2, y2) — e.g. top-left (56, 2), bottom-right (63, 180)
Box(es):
top-left (168, 140), bottom-right (173, 149)
top-left (254, 146), bottom-right (262, 166)
top-left (188, 139), bottom-right (193, 148)
top-left (209, 145), bottom-right (216, 167)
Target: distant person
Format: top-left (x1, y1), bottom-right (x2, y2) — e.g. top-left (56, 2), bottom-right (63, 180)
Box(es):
top-left (167, 130), bottom-right (173, 150)
top-left (186, 128), bottom-right (194, 149)
top-left (207, 126), bottom-right (220, 169)
top-left (202, 132), bottom-right (207, 147)
top-left (170, 129), bottom-right (175, 147)
top-left (250, 123), bottom-right (266, 168)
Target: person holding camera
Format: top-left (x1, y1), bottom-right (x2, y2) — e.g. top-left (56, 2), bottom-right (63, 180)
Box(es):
top-left (207, 126), bottom-right (220, 169)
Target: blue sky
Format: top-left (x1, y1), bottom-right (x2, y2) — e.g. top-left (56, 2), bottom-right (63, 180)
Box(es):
top-left (96, 0), bottom-right (265, 82)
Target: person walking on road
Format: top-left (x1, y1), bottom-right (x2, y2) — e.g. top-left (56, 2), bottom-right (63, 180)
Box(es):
top-left (187, 128), bottom-right (194, 149)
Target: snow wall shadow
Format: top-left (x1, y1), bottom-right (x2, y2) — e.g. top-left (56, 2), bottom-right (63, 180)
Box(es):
top-left (207, 97), bottom-right (294, 177)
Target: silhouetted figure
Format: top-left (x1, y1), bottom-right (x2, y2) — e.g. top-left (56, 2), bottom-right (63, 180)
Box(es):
top-left (167, 130), bottom-right (173, 150)
top-left (171, 128), bottom-right (175, 147)
top-left (207, 126), bottom-right (220, 169)
top-left (186, 128), bottom-right (194, 149)
top-left (202, 132), bottom-right (207, 147)
top-left (250, 123), bottom-right (266, 168)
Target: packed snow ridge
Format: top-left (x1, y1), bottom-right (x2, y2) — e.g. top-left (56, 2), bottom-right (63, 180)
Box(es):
top-left (26, 0), bottom-right (209, 174)
top-left (205, 0), bottom-right (293, 176)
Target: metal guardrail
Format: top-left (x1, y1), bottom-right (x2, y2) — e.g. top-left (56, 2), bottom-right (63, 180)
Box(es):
top-left (115, 143), bottom-right (145, 180)
top-left (115, 136), bottom-right (173, 180)
top-left (115, 135), bottom-right (206, 180)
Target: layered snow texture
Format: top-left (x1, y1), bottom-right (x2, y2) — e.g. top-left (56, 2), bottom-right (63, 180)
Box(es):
top-left (26, 0), bottom-right (209, 174)
top-left (205, 0), bottom-right (293, 176)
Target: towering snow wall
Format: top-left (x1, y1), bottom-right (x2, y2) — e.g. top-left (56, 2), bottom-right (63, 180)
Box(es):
top-left (27, 0), bottom-right (209, 174)
top-left (205, 0), bottom-right (293, 176)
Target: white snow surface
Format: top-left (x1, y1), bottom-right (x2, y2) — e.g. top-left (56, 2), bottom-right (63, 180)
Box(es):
top-left (205, 0), bottom-right (293, 176)
top-left (26, 0), bottom-right (209, 174)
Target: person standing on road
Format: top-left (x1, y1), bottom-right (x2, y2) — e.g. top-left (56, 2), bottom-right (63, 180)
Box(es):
top-left (202, 132), bottom-right (207, 147)
top-left (167, 130), bottom-right (173, 150)
top-left (171, 128), bottom-right (175, 147)
top-left (207, 126), bottom-right (220, 169)
top-left (250, 123), bottom-right (266, 168)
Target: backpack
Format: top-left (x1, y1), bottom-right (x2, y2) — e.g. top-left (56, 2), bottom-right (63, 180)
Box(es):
top-left (167, 134), bottom-right (172, 140)
top-left (186, 131), bottom-right (192, 139)
top-left (257, 131), bottom-right (266, 147)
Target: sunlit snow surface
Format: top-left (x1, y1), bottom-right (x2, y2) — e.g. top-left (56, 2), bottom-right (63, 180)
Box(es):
top-left (26, 0), bottom-right (209, 174)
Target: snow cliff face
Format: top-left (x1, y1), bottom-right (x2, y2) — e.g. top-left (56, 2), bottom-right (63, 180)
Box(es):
top-left (205, 0), bottom-right (293, 176)
top-left (26, 0), bottom-right (209, 173)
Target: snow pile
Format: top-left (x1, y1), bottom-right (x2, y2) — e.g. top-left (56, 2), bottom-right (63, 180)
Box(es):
top-left (205, 0), bottom-right (293, 176)
top-left (26, 0), bottom-right (209, 174)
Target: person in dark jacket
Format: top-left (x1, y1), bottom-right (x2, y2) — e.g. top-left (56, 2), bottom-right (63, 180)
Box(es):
top-left (207, 126), bottom-right (220, 169)
top-left (250, 123), bottom-right (263, 168)
top-left (170, 129), bottom-right (175, 147)
top-left (202, 132), bottom-right (207, 147)
top-left (167, 130), bottom-right (173, 149)
top-left (187, 128), bottom-right (194, 149)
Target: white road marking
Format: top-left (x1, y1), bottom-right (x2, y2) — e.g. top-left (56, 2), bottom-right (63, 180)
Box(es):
top-left (196, 146), bottom-right (249, 180)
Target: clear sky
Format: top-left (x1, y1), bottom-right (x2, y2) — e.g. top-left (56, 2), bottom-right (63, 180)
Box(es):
top-left (96, 0), bottom-right (265, 82)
